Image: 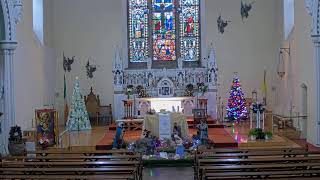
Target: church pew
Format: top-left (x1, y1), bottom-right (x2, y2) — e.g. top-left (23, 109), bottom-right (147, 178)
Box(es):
top-left (0, 174), bottom-right (134, 180)
top-left (197, 156), bottom-right (320, 180)
top-left (2, 154), bottom-right (141, 162)
top-left (25, 149), bottom-right (135, 156)
top-left (203, 169), bottom-right (320, 180)
top-left (1, 160), bottom-right (142, 180)
top-left (194, 147), bottom-right (309, 178)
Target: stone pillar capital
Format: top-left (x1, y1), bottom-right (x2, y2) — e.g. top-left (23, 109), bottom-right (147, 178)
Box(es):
top-left (0, 41), bottom-right (17, 50)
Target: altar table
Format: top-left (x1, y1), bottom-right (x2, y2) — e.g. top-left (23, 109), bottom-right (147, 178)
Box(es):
top-left (143, 112), bottom-right (189, 139)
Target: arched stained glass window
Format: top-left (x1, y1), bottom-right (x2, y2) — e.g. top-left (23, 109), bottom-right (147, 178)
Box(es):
top-left (128, 0), bottom-right (149, 62)
top-left (128, 0), bottom-right (201, 63)
top-left (179, 0), bottom-right (200, 61)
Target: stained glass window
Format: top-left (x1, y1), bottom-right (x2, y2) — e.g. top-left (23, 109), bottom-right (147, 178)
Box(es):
top-left (128, 0), bottom-right (149, 62)
top-left (128, 0), bottom-right (201, 63)
top-left (152, 0), bottom-right (176, 61)
top-left (179, 0), bottom-right (200, 61)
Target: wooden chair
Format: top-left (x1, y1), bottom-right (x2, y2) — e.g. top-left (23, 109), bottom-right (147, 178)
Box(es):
top-left (84, 87), bottom-right (100, 126)
top-left (99, 104), bottom-right (113, 125)
top-left (193, 109), bottom-right (207, 128)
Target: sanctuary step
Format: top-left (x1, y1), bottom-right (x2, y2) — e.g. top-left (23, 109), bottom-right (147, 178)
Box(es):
top-left (108, 117), bottom-right (223, 130)
top-left (186, 116), bottom-right (224, 129)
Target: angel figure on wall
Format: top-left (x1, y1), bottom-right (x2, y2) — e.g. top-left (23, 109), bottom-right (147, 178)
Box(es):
top-left (217, 15), bottom-right (230, 34)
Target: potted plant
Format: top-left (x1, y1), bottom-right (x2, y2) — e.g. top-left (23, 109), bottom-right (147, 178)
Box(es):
top-left (248, 129), bottom-right (257, 141)
top-left (125, 85), bottom-right (134, 99)
top-left (265, 131), bottom-right (273, 140)
top-left (197, 82), bottom-right (208, 97)
top-left (8, 125), bottom-right (25, 156)
top-left (255, 128), bottom-right (265, 140)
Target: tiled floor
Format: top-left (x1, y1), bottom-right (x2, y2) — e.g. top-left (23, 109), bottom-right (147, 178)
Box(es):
top-left (143, 167), bottom-right (194, 180)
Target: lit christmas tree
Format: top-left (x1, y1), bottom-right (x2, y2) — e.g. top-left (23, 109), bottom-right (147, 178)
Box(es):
top-left (226, 74), bottom-right (248, 121)
top-left (66, 77), bottom-right (92, 131)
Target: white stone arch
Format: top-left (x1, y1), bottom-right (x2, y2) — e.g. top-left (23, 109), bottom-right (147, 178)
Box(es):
top-left (0, 0), bottom-right (23, 154)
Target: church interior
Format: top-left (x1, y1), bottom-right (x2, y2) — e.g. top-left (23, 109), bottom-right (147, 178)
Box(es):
top-left (1, 0), bottom-right (320, 179)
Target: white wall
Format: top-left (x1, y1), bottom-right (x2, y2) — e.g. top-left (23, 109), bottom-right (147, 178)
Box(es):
top-left (14, 0), bottom-right (55, 130)
top-left (204, 0), bottom-right (280, 107)
top-left (51, 0), bottom-right (123, 120)
top-left (50, 0), bottom-right (280, 113)
top-left (275, 0), bottom-right (315, 144)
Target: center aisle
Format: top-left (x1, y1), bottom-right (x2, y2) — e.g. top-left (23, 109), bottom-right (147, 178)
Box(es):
top-left (143, 167), bottom-right (193, 180)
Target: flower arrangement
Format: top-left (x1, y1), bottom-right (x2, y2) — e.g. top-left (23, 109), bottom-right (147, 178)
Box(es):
top-left (250, 103), bottom-right (265, 113)
top-left (125, 85), bottom-right (134, 99)
top-left (9, 126), bottom-right (23, 143)
top-left (8, 125), bottom-right (25, 156)
top-left (39, 137), bottom-right (50, 150)
top-left (184, 84), bottom-right (194, 97)
top-left (197, 82), bottom-right (208, 96)
top-left (136, 85), bottom-right (148, 98)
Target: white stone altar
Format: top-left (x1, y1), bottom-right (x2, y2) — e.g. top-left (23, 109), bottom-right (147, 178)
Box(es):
top-left (143, 112), bottom-right (189, 139)
top-left (113, 45), bottom-right (218, 120)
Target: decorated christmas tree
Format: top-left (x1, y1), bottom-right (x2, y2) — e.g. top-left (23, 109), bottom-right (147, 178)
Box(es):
top-left (66, 77), bottom-right (92, 131)
top-left (226, 74), bottom-right (248, 121)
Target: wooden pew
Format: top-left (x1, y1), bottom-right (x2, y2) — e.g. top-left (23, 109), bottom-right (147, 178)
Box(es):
top-left (2, 154), bottom-right (141, 162)
top-left (194, 147), bottom-right (309, 179)
top-left (0, 174), bottom-right (134, 179)
top-left (204, 169), bottom-right (320, 179)
top-left (198, 156), bottom-right (320, 180)
top-left (0, 161), bottom-right (140, 180)
top-left (195, 146), bottom-right (320, 180)
top-left (25, 149), bottom-right (135, 156)
top-left (1, 150), bottom-right (143, 180)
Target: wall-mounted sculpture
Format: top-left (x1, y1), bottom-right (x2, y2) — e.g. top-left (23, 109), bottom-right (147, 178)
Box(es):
top-left (86, 59), bottom-right (97, 79)
top-left (217, 14), bottom-right (230, 34)
top-left (63, 53), bottom-right (75, 72)
top-left (241, 0), bottom-right (255, 22)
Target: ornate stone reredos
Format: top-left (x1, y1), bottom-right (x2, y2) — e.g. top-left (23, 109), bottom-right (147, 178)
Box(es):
top-left (157, 77), bottom-right (174, 97)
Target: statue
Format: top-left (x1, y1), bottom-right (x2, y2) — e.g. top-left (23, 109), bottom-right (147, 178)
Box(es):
top-left (196, 119), bottom-right (208, 145)
top-left (148, 73), bottom-right (153, 87)
top-left (173, 134), bottom-right (185, 158)
top-left (147, 57), bottom-right (152, 70)
top-left (112, 122), bottom-right (125, 149)
top-left (172, 122), bottom-right (182, 138)
top-left (178, 57), bottom-right (183, 69)
top-left (178, 72), bottom-right (184, 87)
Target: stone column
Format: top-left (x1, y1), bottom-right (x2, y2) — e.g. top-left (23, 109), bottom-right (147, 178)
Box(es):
top-left (0, 41), bottom-right (17, 154)
top-left (312, 35), bottom-right (320, 145)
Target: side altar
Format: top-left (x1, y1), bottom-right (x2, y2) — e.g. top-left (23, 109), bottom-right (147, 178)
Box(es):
top-left (112, 46), bottom-right (218, 120)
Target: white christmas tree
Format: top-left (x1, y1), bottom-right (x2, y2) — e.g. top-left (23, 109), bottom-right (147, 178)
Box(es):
top-left (66, 77), bottom-right (92, 131)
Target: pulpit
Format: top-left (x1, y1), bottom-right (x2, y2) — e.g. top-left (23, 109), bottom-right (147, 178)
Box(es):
top-left (123, 100), bottom-right (134, 119)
